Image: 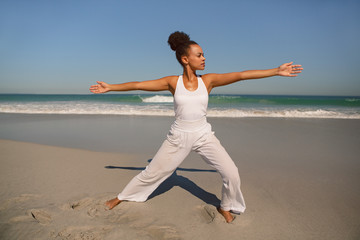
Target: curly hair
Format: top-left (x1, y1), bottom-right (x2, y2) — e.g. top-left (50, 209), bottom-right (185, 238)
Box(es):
top-left (167, 31), bottom-right (198, 66)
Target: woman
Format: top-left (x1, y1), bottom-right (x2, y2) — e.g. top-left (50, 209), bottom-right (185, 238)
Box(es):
top-left (89, 31), bottom-right (303, 223)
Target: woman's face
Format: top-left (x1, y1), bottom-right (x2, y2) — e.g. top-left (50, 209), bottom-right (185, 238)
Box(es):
top-left (183, 44), bottom-right (206, 70)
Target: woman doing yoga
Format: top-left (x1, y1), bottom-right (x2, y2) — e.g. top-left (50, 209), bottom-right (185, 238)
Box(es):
top-left (89, 31), bottom-right (303, 223)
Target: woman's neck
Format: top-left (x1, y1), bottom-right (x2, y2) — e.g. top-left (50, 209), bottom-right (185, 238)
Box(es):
top-left (182, 67), bottom-right (197, 82)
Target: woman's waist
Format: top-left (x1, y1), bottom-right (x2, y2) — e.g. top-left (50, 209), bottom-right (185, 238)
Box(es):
top-left (171, 117), bottom-right (209, 132)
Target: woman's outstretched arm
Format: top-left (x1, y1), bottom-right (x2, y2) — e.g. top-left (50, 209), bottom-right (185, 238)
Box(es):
top-left (204, 62), bottom-right (303, 91)
top-left (89, 76), bottom-right (177, 94)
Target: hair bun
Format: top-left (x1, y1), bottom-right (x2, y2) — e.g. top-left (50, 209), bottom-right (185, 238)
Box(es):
top-left (167, 31), bottom-right (191, 51)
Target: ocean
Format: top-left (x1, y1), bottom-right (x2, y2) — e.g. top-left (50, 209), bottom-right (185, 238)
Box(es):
top-left (0, 94), bottom-right (360, 119)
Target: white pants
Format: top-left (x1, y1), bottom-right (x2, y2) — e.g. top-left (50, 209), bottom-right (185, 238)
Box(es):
top-left (117, 117), bottom-right (246, 214)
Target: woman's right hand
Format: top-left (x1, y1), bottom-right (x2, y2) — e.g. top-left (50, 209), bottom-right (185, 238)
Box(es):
top-left (89, 81), bottom-right (111, 94)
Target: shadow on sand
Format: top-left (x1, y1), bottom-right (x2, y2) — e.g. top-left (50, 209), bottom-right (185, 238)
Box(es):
top-left (105, 159), bottom-right (221, 207)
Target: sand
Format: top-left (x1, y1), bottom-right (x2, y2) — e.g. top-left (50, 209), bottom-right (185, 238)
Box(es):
top-left (0, 114), bottom-right (360, 239)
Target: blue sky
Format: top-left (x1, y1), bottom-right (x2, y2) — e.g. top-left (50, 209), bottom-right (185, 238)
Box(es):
top-left (1, 0), bottom-right (359, 96)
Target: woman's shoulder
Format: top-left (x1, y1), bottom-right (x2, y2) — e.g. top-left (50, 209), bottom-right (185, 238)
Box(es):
top-left (201, 73), bottom-right (218, 83)
top-left (162, 75), bottom-right (179, 83)
top-left (201, 73), bottom-right (219, 79)
top-left (161, 75), bottom-right (180, 94)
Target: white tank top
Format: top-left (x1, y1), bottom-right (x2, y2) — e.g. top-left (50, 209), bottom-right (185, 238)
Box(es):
top-left (174, 75), bottom-right (208, 121)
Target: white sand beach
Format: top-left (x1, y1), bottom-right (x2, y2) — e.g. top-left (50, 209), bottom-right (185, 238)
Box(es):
top-left (0, 114), bottom-right (359, 239)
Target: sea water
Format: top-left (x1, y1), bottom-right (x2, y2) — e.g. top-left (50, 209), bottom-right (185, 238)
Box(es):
top-left (0, 94), bottom-right (359, 119)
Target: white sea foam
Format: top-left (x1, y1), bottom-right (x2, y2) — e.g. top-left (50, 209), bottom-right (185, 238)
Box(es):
top-left (1, 102), bottom-right (360, 119)
top-left (207, 108), bottom-right (360, 119)
top-left (141, 95), bottom-right (173, 103)
top-left (0, 102), bottom-right (174, 116)
top-left (345, 98), bottom-right (359, 102)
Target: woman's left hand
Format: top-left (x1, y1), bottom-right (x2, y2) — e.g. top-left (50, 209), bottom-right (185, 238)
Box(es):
top-left (278, 62), bottom-right (303, 77)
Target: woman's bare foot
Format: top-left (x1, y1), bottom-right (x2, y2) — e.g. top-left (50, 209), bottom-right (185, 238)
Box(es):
top-left (105, 197), bottom-right (122, 210)
top-left (217, 207), bottom-right (235, 223)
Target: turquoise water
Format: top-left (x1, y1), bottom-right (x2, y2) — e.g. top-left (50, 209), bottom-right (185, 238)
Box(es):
top-left (0, 94), bottom-right (359, 119)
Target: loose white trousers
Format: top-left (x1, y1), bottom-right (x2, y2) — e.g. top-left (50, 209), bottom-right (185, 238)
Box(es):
top-left (117, 118), bottom-right (246, 214)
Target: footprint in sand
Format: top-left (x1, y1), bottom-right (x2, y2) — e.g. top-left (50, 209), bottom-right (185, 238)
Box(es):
top-left (69, 197), bottom-right (94, 210)
top-left (29, 209), bottom-right (52, 225)
top-left (64, 195), bottom-right (129, 223)
top-left (87, 201), bottom-right (109, 218)
top-left (1, 194), bottom-right (44, 224)
top-left (54, 225), bottom-right (113, 240)
top-left (65, 195), bottom-right (118, 219)
top-left (200, 205), bottom-right (242, 224)
top-left (55, 195), bottom-right (184, 239)
top-left (200, 205), bottom-right (217, 223)
top-left (201, 205), bottom-right (258, 226)
top-left (146, 225), bottom-right (182, 240)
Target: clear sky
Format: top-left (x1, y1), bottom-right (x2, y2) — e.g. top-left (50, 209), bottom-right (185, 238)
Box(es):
top-left (1, 0), bottom-right (359, 96)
